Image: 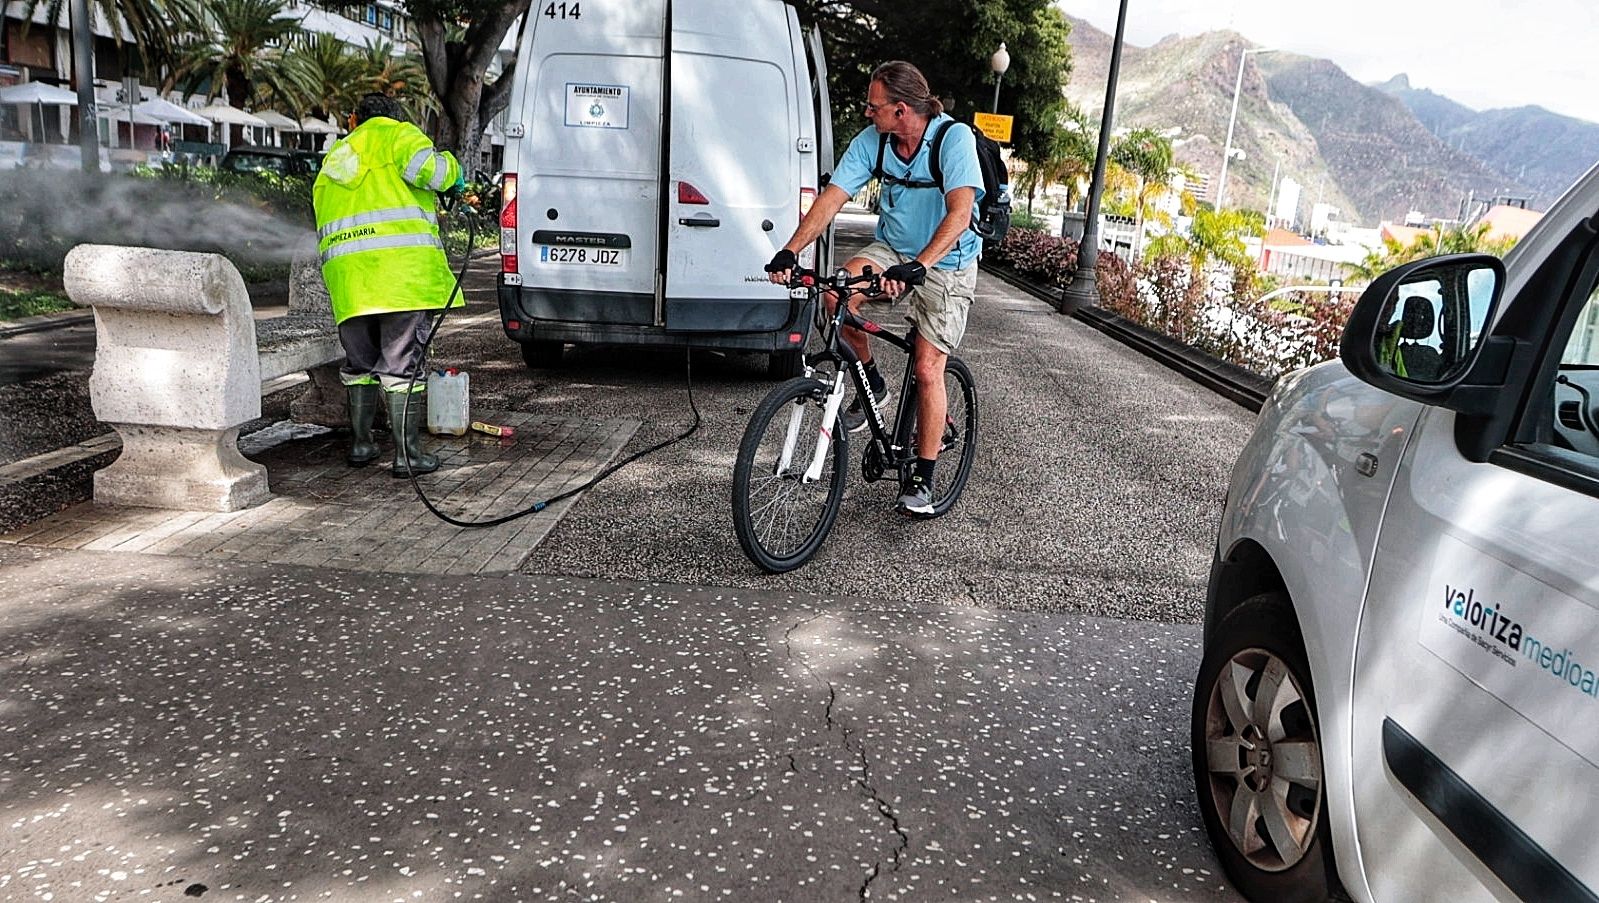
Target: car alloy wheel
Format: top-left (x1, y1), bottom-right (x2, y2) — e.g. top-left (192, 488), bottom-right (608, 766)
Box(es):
top-left (1201, 644), bottom-right (1323, 871)
top-left (1192, 595), bottom-right (1342, 903)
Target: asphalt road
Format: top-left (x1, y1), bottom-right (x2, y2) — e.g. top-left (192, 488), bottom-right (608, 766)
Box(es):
top-left (0, 543), bottom-right (1244, 902)
top-left (0, 315), bottom-right (95, 385)
top-left (0, 220), bottom-right (1261, 901)
top-left (443, 220), bottom-right (1257, 621)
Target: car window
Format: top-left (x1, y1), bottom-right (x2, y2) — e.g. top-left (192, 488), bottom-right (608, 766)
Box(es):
top-left (224, 153), bottom-right (288, 175)
top-left (1542, 277), bottom-right (1599, 458)
top-left (1562, 283), bottom-right (1599, 366)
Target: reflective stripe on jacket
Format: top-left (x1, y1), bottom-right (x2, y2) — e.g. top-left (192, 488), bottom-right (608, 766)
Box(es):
top-left (312, 116), bottom-right (463, 324)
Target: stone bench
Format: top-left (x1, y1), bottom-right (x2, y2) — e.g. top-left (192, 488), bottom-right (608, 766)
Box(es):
top-left (65, 243), bottom-right (345, 512)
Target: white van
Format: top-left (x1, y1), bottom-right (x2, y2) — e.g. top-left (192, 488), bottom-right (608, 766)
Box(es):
top-left (496, 0), bottom-right (833, 377)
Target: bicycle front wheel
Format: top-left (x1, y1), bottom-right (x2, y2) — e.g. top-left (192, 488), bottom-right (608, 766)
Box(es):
top-left (900, 355), bottom-right (979, 517)
top-left (731, 376), bottom-right (849, 573)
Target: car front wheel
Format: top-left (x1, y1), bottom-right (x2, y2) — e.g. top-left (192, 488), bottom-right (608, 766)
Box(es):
top-left (1192, 595), bottom-right (1344, 903)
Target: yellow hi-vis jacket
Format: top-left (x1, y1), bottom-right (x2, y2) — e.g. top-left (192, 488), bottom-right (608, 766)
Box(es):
top-left (312, 116), bottom-right (463, 324)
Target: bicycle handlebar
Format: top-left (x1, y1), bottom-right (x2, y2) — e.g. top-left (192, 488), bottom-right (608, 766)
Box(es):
top-left (785, 266), bottom-right (886, 298)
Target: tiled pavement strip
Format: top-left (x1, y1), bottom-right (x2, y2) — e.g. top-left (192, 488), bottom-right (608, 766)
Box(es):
top-left (1, 410), bottom-right (641, 575)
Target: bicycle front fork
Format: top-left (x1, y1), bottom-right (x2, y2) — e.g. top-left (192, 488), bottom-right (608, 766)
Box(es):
top-left (774, 370), bottom-right (847, 483)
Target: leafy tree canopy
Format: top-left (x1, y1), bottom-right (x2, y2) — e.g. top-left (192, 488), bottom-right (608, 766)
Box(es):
top-left (793, 0), bottom-right (1073, 164)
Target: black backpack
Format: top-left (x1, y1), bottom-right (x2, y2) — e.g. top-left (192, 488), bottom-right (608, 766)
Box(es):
top-left (873, 119), bottom-right (1012, 242)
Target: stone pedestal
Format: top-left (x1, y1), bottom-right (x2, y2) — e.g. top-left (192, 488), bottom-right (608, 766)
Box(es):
top-left (95, 425), bottom-right (268, 511)
top-left (66, 244), bottom-right (267, 512)
top-left (283, 249), bottom-right (348, 427)
top-left (290, 362), bottom-right (353, 426)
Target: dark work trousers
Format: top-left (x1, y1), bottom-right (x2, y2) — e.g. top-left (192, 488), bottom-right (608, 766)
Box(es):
top-left (337, 310), bottom-right (437, 392)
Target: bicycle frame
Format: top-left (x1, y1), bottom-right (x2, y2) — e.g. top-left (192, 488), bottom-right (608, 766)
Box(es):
top-left (774, 269), bottom-right (920, 485)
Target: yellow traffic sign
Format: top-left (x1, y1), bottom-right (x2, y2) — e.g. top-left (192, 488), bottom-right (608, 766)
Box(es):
top-left (973, 112), bottom-right (1013, 143)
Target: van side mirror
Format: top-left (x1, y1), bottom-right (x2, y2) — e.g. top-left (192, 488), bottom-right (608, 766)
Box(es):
top-left (1339, 253), bottom-right (1508, 411)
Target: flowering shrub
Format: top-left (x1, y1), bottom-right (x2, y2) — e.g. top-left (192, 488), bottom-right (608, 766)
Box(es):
top-left (1130, 259), bottom-right (1355, 378)
top-left (989, 227), bottom-right (1077, 286)
top-left (987, 226), bottom-right (1137, 310)
top-left (1094, 252), bottom-right (1135, 313)
top-left (985, 226), bottom-right (1355, 379)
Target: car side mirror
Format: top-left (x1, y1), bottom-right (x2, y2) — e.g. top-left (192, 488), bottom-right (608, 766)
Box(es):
top-left (1340, 253), bottom-right (1507, 412)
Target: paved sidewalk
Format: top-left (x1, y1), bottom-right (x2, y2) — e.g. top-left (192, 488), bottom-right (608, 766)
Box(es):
top-left (0, 544), bottom-right (1237, 902)
top-left (1, 411), bottom-right (639, 576)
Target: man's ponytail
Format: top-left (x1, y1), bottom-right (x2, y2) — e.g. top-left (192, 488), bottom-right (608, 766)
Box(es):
top-left (870, 61), bottom-right (942, 118)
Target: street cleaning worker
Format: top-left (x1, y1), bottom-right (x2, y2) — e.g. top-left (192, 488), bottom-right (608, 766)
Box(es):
top-left (313, 92), bottom-right (464, 477)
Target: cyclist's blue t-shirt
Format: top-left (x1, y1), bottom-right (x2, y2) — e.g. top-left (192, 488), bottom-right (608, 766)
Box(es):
top-left (831, 113), bottom-right (984, 270)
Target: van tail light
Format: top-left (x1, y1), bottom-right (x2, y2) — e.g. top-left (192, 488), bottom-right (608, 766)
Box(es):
top-left (500, 173), bottom-right (518, 274)
top-left (678, 181), bottom-right (710, 204)
top-left (798, 187), bottom-right (817, 268)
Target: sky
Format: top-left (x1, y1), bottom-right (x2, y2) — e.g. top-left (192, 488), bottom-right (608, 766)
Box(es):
top-left (1055, 0), bottom-right (1599, 125)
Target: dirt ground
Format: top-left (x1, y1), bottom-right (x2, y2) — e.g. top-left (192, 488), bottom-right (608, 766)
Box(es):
top-left (0, 267), bottom-right (66, 297)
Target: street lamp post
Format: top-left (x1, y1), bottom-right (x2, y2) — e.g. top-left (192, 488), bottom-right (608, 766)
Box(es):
top-left (990, 43), bottom-right (1010, 113)
top-left (1058, 0), bottom-right (1129, 315)
top-left (1215, 46), bottom-right (1274, 211)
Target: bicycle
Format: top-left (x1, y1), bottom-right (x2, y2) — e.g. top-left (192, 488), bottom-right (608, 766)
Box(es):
top-left (730, 266), bottom-right (979, 573)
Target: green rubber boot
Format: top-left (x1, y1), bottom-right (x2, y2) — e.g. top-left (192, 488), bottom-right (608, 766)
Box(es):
top-left (386, 389), bottom-right (439, 477)
top-left (346, 383), bottom-right (382, 467)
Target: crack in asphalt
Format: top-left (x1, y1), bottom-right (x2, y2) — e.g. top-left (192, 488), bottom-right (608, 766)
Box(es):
top-left (782, 612), bottom-right (908, 900)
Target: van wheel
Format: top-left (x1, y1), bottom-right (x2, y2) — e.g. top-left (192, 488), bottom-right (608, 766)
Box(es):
top-left (767, 350), bottom-right (804, 380)
top-left (520, 340), bottom-right (565, 370)
top-left (1191, 595), bottom-right (1344, 903)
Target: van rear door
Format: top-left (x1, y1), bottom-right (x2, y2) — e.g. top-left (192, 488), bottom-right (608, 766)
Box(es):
top-left (517, 0), bottom-right (665, 325)
top-left (804, 23), bottom-right (834, 273)
top-left (662, 0), bottom-right (802, 332)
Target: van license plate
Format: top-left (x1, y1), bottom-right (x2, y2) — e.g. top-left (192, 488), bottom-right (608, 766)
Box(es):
top-left (539, 246), bottom-right (626, 267)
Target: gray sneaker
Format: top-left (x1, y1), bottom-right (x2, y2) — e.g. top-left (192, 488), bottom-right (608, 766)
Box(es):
top-left (897, 475), bottom-right (936, 517)
top-left (841, 388), bottom-right (891, 433)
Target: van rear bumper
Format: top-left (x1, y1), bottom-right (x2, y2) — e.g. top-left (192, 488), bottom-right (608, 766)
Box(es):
top-left (498, 280), bottom-right (812, 353)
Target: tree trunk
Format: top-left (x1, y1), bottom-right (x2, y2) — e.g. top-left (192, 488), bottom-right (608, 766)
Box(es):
top-left (225, 67), bottom-right (250, 147)
top-left (414, 3), bottom-right (526, 173)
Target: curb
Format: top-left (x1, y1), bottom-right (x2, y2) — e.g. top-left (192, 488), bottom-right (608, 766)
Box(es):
top-left (979, 261), bottom-right (1273, 413)
top-left (0, 309), bottom-right (92, 339)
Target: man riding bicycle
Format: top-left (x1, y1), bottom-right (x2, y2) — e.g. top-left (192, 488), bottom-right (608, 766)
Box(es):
top-left (765, 60), bottom-right (983, 517)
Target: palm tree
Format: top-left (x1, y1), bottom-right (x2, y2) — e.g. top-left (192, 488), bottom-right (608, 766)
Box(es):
top-left (280, 32), bottom-right (364, 123)
top-left (1013, 105), bottom-right (1095, 216)
top-left (1110, 127), bottom-right (1175, 257)
top-left (356, 39), bottom-right (437, 124)
top-left (171, 0), bottom-right (301, 140)
top-left (1147, 205), bottom-right (1264, 299)
top-left (1342, 223), bottom-right (1518, 284)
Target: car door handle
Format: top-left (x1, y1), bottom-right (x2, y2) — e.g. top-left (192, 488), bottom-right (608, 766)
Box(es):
top-left (1356, 452), bottom-right (1379, 477)
top-left (678, 215), bottom-right (720, 228)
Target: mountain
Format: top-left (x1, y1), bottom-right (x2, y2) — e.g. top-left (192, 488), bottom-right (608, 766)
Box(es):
top-left (1063, 21), bottom-right (1358, 220)
top-left (1376, 76), bottom-right (1599, 203)
top-left (1255, 54), bottom-right (1518, 223)
top-left (1060, 17), bottom-right (1584, 225)
top-left (1374, 75), bottom-right (1476, 135)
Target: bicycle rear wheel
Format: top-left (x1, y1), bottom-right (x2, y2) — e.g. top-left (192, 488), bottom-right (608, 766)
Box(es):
top-left (899, 355), bottom-right (978, 517)
top-left (731, 376), bottom-right (850, 573)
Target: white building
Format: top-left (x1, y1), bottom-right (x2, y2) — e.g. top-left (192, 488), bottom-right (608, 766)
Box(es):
top-left (1272, 177), bottom-right (1301, 229)
top-left (1309, 202), bottom-right (1339, 237)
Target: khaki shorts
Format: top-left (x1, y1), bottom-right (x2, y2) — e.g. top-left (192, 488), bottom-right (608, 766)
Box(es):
top-left (849, 241), bottom-right (976, 355)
